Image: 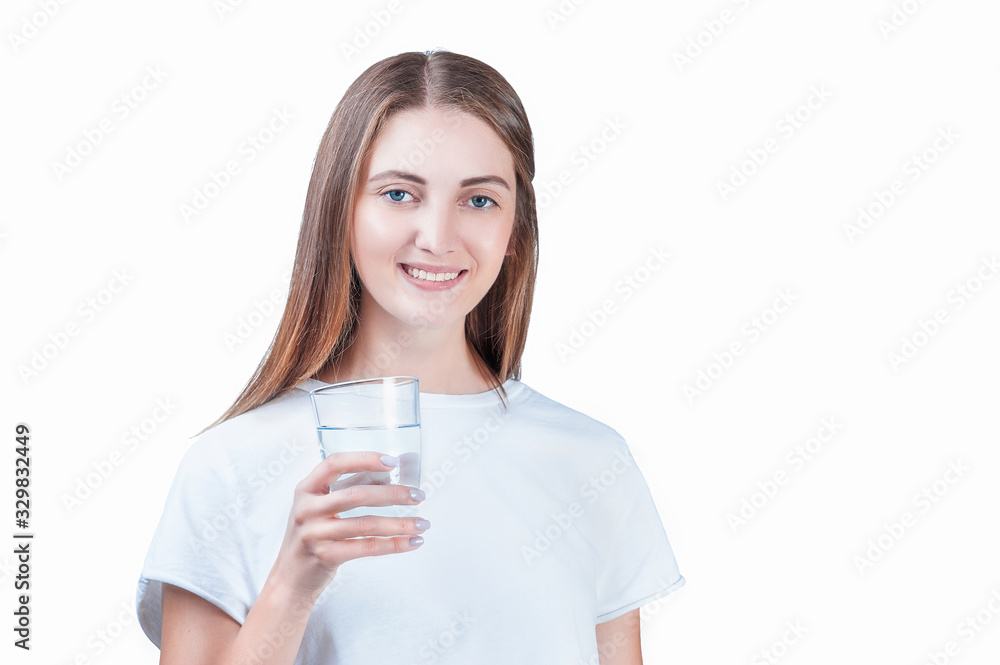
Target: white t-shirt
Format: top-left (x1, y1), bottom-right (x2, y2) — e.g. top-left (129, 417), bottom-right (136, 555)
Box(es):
top-left (136, 377), bottom-right (685, 664)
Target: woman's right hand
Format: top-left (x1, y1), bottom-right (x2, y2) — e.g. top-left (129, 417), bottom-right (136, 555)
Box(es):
top-left (270, 451), bottom-right (429, 600)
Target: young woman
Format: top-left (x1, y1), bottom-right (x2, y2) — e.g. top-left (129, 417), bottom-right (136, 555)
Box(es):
top-left (136, 49), bottom-right (684, 665)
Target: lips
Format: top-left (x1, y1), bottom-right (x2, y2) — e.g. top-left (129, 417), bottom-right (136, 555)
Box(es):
top-left (400, 262), bottom-right (466, 273)
top-left (398, 263), bottom-right (467, 289)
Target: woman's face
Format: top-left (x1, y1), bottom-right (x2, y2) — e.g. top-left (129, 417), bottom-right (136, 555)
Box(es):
top-left (351, 106), bottom-right (517, 333)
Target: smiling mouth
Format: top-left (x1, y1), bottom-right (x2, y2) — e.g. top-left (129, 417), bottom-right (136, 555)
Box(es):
top-left (400, 264), bottom-right (466, 283)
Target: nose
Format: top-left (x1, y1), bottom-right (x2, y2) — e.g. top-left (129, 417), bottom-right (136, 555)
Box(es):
top-left (412, 200), bottom-right (460, 256)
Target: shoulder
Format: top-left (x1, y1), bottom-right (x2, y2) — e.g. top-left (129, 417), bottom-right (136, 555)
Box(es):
top-left (514, 381), bottom-right (627, 450)
top-left (178, 385), bottom-right (317, 481)
top-left (512, 382), bottom-right (651, 516)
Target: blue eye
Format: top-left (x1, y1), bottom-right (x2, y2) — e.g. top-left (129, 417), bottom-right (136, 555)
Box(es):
top-left (469, 195), bottom-right (498, 209)
top-left (384, 189), bottom-right (413, 203)
top-left (380, 189), bottom-right (497, 209)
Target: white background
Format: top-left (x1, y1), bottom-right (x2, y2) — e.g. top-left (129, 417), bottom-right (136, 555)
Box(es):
top-left (3, 0), bottom-right (999, 663)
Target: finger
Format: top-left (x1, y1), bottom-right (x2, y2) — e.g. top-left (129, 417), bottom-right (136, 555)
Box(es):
top-left (322, 534), bottom-right (426, 564)
top-left (309, 514), bottom-right (431, 541)
top-left (332, 471), bottom-right (392, 491)
top-left (298, 451), bottom-right (398, 495)
top-left (294, 482), bottom-right (419, 523)
top-left (325, 482), bottom-right (424, 514)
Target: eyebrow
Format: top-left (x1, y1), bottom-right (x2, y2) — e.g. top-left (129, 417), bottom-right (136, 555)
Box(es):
top-left (367, 169), bottom-right (511, 191)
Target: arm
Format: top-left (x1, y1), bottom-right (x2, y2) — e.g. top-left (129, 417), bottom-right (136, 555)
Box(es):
top-left (596, 608), bottom-right (642, 665)
top-left (159, 570), bottom-right (321, 665)
top-left (159, 451), bottom-right (426, 665)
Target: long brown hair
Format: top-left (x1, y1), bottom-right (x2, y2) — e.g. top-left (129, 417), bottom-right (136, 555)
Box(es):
top-left (199, 50), bottom-right (539, 435)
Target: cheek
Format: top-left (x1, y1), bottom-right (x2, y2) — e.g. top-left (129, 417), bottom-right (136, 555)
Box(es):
top-left (475, 221), bottom-right (514, 273)
top-left (352, 206), bottom-right (397, 267)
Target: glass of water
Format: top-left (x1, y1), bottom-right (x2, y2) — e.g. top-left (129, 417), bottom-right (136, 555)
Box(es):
top-left (309, 376), bottom-right (421, 519)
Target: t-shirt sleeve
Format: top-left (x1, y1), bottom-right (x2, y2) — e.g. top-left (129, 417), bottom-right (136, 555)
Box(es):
top-left (135, 433), bottom-right (257, 648)
top-left (593, 439), bottom-right (685, 623)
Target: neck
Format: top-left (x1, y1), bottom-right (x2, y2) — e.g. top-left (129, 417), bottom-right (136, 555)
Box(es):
top-left (318, 301), bottom-right (493, 396)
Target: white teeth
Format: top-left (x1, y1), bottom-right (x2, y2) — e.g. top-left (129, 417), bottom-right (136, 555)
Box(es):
top-left (406, 267), bottom-right (461, 282)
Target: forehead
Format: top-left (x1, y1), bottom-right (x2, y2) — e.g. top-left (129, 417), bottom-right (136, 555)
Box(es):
top-left (366, 106), bottom-right (514, 179)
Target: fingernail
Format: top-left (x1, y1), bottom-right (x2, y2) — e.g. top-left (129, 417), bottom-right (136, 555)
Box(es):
top-left (381, 455), bottom-right (399, 467)
top-left (409, 488), bottom-right (426, 502)
top-left (409, 536), bottom-right (424, 547)
top-left (415, 519), bottom-right (430, 531)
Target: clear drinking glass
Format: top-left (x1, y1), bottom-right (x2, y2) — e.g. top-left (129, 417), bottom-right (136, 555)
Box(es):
top-left (309, 376), bottom-right (422, 519)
